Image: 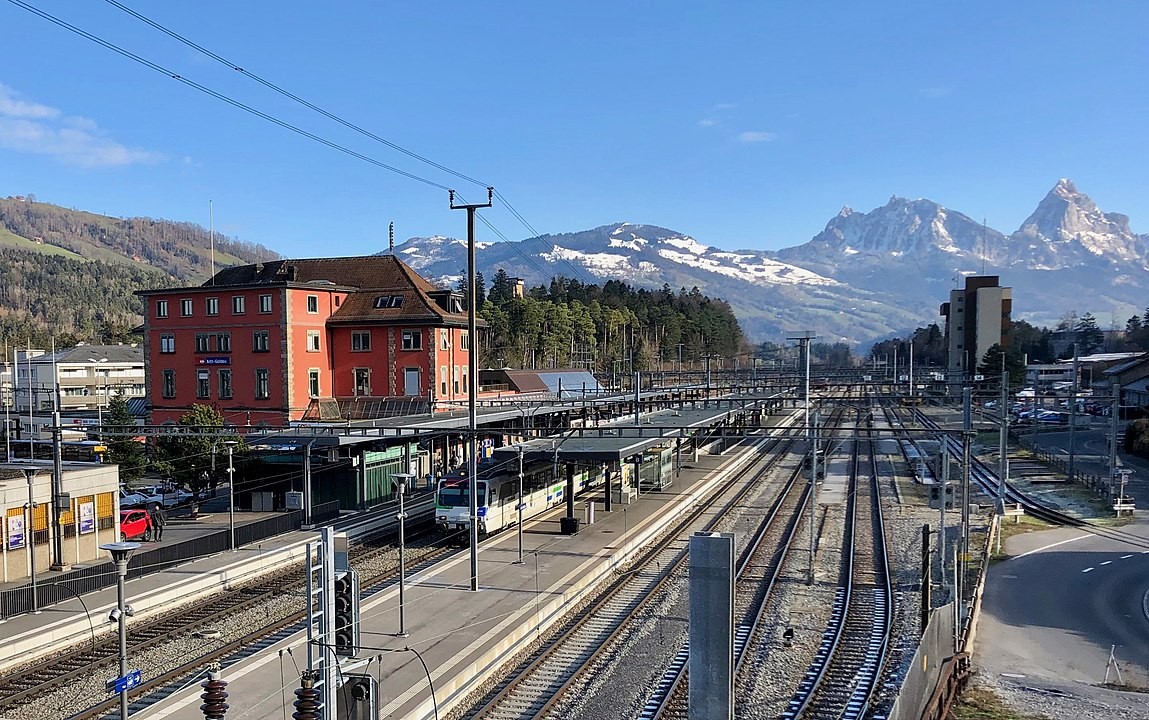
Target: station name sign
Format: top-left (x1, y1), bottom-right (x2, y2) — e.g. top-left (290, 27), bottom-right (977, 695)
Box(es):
top-left (196, 357), bottom-right (231, 366)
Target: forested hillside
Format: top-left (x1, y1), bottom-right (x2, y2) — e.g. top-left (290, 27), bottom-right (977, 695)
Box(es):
top-left (0, 196), bottom-right (279, 347)
top-left (476, 270), bottom-right (746, 371)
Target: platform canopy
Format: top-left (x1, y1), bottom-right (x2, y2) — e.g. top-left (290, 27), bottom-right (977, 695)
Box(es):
top-left (490, 404), bottom-right (755, 465)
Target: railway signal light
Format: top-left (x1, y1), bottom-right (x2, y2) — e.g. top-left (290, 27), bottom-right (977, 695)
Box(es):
top-left (337, 673), bottom-right (378, 720)
top-left (333, 569), bottom-right (360, 657)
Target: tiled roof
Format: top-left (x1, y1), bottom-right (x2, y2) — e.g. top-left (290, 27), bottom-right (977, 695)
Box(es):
top-left (38, 344), bottom-right (144, 364)
top-left (201, 255), bottom-right (478, 326)
top-left (328, 288), bottom-right (475, 326)
top-left (203, 255), bottom-right (441, 293)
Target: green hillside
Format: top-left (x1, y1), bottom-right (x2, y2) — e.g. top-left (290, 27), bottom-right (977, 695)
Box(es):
top-left (0, 196), bottom-right (281, 347)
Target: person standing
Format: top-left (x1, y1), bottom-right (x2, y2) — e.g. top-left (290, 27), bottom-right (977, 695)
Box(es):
top-left (151, 503), bottom-right (167, 542)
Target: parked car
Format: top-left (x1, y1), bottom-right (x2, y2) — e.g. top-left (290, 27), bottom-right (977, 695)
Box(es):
top-left (119, 488), bottom-right (150, 508)
top-left (119, 508), bottom-right (153, 541)
top-left (133, 485), bottom-right (194, 508)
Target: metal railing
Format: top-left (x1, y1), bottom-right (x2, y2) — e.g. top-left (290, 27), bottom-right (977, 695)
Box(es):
top-left (0, 506), bottom-right (331, 619)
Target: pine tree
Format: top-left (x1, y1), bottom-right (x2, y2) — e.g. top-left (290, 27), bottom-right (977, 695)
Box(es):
top-left (1076, 313), bottom-right (1104, 354)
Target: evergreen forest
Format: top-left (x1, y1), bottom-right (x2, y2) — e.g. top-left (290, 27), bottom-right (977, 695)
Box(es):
top-left (470, 269), bottom-right (746, 372)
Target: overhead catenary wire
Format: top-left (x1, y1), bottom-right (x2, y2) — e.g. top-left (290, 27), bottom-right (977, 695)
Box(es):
top-left (94, 0), bottom-right (596, 287)
top-left (5, 0), bottom-right (451, 192)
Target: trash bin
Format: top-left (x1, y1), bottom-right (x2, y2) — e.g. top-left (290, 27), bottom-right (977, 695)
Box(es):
top-left (584, 501), bottom-right (595, 525)
top-left (560, 516), bottom-right (580, 535)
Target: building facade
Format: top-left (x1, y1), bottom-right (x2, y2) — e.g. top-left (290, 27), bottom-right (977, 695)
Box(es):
top-left (940, 275), bottom-right (1012, 376)
top-left (3, 345), bottom-right (145, 441)
top-left (138, 255), bottom-right (477, 426)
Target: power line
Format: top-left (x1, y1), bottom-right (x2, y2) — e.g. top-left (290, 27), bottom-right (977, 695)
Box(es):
top-left (13, 0), bottom-right (598, 287)
top-left (99, 0), bottom-right (596, 286)
top-left (5, 0), bottom-right (451, 191)
top-left (102, 0), bottom-right (491, 192)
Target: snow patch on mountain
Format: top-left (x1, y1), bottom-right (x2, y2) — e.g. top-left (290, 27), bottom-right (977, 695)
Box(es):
top-left (657, 249), bottom-right (839, 286)
top-left (608, 235), bottom-right (646, 251)
top-left (540, 245), bottom-right (648, 276)
top-left (662, 235), bottom-right (709, 254)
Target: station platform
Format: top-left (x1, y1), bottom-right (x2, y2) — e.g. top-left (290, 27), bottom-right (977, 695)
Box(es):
top-left (132, 438), bottom-right (763, 720)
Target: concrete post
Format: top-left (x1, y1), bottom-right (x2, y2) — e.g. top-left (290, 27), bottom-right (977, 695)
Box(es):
top-left (689, 532), bottom-right (734, 720)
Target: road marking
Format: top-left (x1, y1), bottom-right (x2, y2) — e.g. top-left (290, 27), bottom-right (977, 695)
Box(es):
top-left (1082, 567), bottom-right (1094, 573)
top-left (1016, 533), bottom-right (1090, 559)
top-left (1122, 554), bottom-right (1133, 559)
top-left (1001, 672), bottom-right (1027, 678)
top-left (1101, 561), bottom-right (1113, 566)
top-left (1144, 588), bottom-right (1149, 625)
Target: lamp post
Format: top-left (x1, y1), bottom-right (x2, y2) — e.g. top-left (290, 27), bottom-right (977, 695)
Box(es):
top-left (222, 441), bottom-right (237, 551)
top-left (87, 358), bottom-right (108, 440)
top-left (516, 446), bottom-right (525, 564)
top-left (101, 541), bottom-right (140, 720)
top-left (787, 331), bottom-right (817, 585)
top-left (396, 474), bottom-right (409, 637)
top-left (22, 468), bottom-right (39, 614)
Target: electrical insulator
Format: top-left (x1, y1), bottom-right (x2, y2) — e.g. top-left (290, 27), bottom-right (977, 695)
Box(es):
top-left (199, 672), bottom-right (229, 720)
top-left (293, 673), bottom-right (322, 720)
top-left (333, 569), bottom-right (360, 656)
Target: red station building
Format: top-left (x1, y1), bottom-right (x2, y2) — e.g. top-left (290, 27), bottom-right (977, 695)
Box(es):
top-left (138, 256), bottom-right (478, 427)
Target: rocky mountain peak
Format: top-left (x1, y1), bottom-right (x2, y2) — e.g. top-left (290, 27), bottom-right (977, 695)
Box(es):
top-left (1013, 179), bottom-right (1142, 262)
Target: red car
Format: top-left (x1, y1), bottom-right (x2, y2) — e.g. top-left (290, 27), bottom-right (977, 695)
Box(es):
top-left (119, 509), bottom-right (153, 542)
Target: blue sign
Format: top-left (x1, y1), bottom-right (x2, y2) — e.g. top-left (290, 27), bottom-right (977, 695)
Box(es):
top-left (196, 357), bottom-right (231, 366)
top-left (111, 669), bottom-right (142, 694)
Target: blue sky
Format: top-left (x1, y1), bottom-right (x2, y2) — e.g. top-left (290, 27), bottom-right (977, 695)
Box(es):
top-left (1, 1), bottom-right (1146, 258)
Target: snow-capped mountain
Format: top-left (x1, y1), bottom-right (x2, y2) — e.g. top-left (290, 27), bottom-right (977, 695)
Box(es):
top-left (1008, 179), bottom-right (1147, 268)
top-left (387, 181), bottom-right (1149, 344)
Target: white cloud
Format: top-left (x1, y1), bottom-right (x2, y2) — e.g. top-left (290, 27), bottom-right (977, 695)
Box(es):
top-left (0, 83), bottom-right (162, 167)
top-left (737, 130), bottom-right (776, 143)
top-left (697, 118), bottom-right (717, 127)
top-left (0, 83), bottom-right (58, 119)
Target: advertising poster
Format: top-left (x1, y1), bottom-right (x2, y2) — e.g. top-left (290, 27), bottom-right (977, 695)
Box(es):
top-left (79, 502), bottom-right (95, 534)
top-left (7, 514), bottom-right (25, 550)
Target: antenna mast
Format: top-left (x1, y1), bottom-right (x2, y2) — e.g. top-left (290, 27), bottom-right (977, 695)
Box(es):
top-left (981, 218), bottom-right (987, 276)
top-left (210, 200), bottom-right (216, 284)
top-left (389, 222), bottom-right (394, 255)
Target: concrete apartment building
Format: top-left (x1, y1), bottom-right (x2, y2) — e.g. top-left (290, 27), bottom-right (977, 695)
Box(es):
top-left (2, 345), bottom-right (145, 441)
top-left (940, 275), bottom-right (1012, 377)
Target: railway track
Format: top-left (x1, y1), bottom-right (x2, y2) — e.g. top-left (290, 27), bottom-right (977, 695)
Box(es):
top-left (467, 423), bottom-right (800, 720)
top-left (641, 408), bottom-right (851, 719)
top-left (0, 513), bottom-right (444, 720)
top-left (782, 417), bottom-right (892, 720)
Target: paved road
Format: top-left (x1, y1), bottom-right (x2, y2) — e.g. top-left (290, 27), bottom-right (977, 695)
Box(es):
top-left (980, 523), bottom-right (1149, 691)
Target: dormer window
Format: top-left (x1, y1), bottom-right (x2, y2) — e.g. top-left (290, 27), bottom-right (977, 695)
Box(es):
top-left (373, 295), bottom-right (403, 309)
top-left (450, 296), bottom-right (463, 313)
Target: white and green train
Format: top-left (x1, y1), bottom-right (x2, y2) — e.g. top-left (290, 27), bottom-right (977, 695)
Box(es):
top-left (435, 458), bottom-right (604, 538)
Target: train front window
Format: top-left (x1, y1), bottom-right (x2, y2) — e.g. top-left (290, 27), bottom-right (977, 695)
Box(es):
top-left (437, 481), bottom-right (487, 507)
top-left (438, 486), bottom-right (469, 507)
